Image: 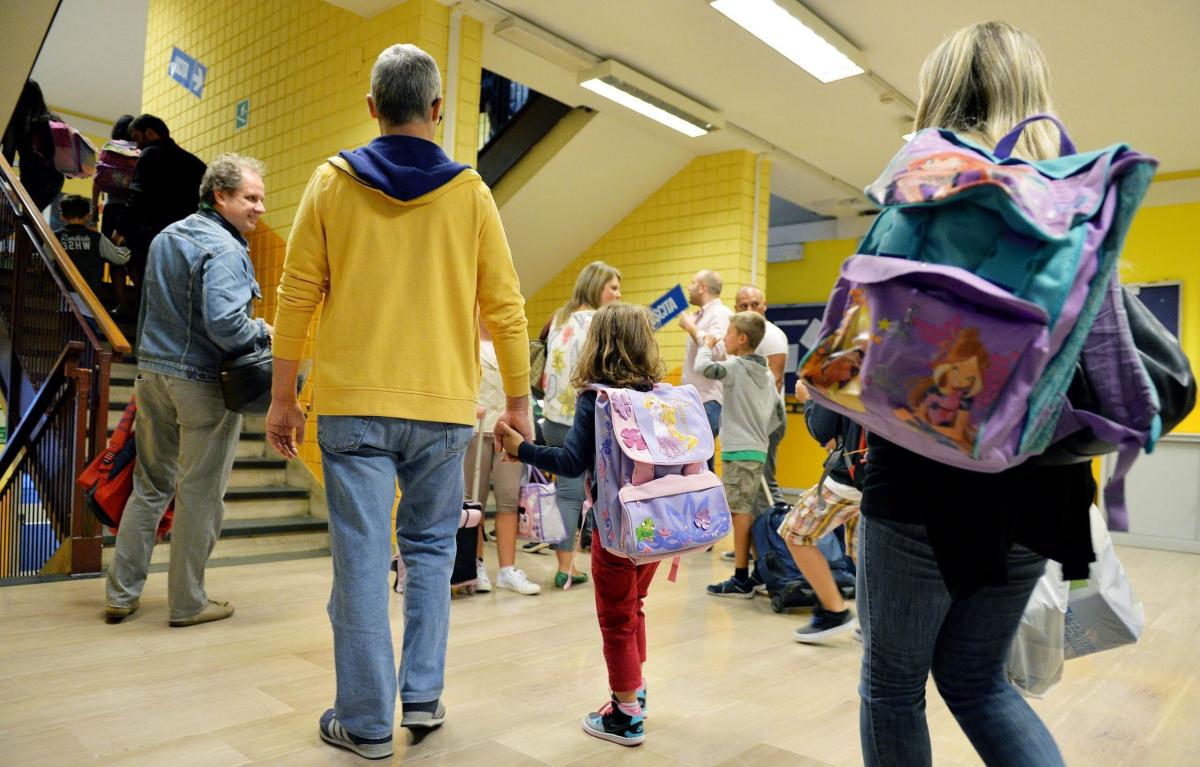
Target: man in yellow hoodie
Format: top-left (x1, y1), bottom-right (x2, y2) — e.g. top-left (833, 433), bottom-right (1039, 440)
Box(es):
top-left (265, 44), bottom-right (530, 761)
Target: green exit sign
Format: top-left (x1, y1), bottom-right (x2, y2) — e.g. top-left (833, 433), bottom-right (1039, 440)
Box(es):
top-left (235, 98), bottom-right (249, 130)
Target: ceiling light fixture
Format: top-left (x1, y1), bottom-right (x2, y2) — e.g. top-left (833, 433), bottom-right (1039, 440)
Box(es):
top-left (578, 60), bottom-right (723, 138)
top-left (709, 0), bottom-right (865, 83)
top-left (493, 16), bottom-right (599, 71)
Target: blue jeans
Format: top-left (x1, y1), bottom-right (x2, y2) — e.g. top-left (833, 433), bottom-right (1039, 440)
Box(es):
top-left (703, 400), bottom-right (721, 470)
top-left (319, 415), bottom-right (473, 740)
top-left (857, 516), bottom-right (1064, 767)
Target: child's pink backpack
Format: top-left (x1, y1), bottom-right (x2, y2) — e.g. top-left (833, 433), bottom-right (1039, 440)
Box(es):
top-left (518, 467), bottom-right (567, 543)
top-left (589, 383), bottom-right (731, 577)
top-left (94, 139), bottom-right (139, 194)
top-left (46, 121), bottom-right (97, 178)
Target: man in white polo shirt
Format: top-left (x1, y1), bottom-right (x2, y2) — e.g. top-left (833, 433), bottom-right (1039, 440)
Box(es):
top-left (736, 285), bottom-right (789, 513)
top-left (679, 269), bottom-right (734, 469)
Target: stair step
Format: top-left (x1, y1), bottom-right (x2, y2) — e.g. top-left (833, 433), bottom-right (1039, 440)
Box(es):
top-left (228, 456), bottom-right (288, 488)
top-left (103, 428), bottom-right (268, 459)
top-left (101, 517), bottom-right (329, 567)
top-left (111, 362), bottom-right (138, 379)
top-left (106, 406), bottom-right (265, 433)
top-left (225, 484), bottom-right (310, 519)
top-left (109, 384), bottom-right (134, 403)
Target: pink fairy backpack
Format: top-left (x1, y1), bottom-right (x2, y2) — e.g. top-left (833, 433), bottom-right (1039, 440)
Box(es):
top-left (588, 383), bottom-right (731, 576)
top-left (94, 139), bottom-right (140, 194)
top-left (46, 120), bottom-right (97, 178)
top-left (518, 467), bottom-right (567, 543)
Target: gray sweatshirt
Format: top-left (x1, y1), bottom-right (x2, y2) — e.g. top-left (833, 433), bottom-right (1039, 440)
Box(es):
top-left (694, 348), bottom-right (783, 457)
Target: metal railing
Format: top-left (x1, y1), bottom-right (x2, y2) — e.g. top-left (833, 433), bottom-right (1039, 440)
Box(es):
top-left (0, 154), bottom-right (131, 580)
top-left (0, 344), bottom-right (89, 579)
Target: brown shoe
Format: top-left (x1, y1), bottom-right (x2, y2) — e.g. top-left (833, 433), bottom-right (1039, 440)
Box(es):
top-left (169, 599), bottom-right (235, 627)
top-left (105, 600), bottom-right (140, 624)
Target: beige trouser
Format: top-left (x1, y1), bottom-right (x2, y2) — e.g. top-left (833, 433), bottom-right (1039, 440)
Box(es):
top-left (105, 371), bottom-right (241, 620)
top-left (461, 432), bottom-right (521, 513)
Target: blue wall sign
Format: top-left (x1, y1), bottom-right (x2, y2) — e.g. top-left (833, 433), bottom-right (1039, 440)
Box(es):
top-left (649, 284), bottom-right (688, 331)
top-left (235, 98), bottom-right (250, 130)
top-left (168, 47), bottom-right (207, 98)
top-left (765, 302), bottom-right (828, 396)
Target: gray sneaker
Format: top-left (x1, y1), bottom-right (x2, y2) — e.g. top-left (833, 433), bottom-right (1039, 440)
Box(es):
top-left (794, 608), bottom-right (857, 644)
top-left (105, 599), bottom-right (139, 624)
top-left (401, 700), bottom-right (446, 731)
top-left (169, 599), bottom-right (234, 628)
top-left (318, 709), bottom-right (393, 760)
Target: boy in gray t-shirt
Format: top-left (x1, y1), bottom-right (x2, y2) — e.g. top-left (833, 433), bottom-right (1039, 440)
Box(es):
top-left (694, 311), bottom-right (783, 598)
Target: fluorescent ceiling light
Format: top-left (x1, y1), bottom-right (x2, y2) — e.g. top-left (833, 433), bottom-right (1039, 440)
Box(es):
top-left (494, 17), bottom-right (598, 71)
top-left (578, 59), bottom-right (723, 138)
top-left (710, 0), bottom-right (865, 83)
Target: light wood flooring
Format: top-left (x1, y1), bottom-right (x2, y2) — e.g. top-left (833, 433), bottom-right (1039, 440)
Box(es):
top-left (0, 542), bottom-right (1196, 766)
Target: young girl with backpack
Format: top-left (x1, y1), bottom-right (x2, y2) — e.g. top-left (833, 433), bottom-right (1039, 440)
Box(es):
top-left (496, 302), bottom-right (662, 748)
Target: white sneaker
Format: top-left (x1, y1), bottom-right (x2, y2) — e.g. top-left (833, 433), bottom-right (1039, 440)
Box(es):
top-left (496, 566), bottom-right (541, 595)
top-left (475, 560), bottom-right (492, 593)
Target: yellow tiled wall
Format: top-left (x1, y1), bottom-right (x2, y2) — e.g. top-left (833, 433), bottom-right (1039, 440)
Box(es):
top-left (142, 0), bottom-right (483, 483)
top-left (528, 150), bottom-right (771, 380)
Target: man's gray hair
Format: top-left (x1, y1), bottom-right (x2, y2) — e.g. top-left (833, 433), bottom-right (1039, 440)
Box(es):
top-left (371, 44), bottom-right (442, 126)
top-left (199, 153), bottom-right (265, 205)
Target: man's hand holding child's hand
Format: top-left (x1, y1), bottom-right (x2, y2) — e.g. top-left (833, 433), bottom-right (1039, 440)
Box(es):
top-left (495, 421), bottom-right (526, 458)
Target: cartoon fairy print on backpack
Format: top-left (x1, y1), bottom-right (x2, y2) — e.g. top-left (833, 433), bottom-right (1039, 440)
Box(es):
top-left (894, 327), bottom-right (991, 453)
top-left (801, 288), bottom-right (871, 412)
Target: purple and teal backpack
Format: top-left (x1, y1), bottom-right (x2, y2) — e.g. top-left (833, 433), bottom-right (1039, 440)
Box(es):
top-left (800, 115), bottom-right (1187, 530)
top-left (589, 383), bottom-right (731, 572)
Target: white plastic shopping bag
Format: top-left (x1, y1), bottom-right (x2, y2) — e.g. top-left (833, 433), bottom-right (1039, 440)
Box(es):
top-left (1008, 559), bottom-right (1069, 697)
top-left (1063, 505), bottom-right (1146, 659)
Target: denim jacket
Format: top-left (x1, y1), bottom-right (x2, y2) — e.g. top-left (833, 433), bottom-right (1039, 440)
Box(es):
top-left (137, 208), bottom-right (269, 383)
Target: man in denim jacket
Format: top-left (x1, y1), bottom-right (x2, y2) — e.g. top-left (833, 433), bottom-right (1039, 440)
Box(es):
top-left (105, 153), bottom-right (270, 627)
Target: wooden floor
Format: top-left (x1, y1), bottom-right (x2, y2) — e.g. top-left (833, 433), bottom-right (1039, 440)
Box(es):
top-left (1, 541), bottom-right (1196, 766)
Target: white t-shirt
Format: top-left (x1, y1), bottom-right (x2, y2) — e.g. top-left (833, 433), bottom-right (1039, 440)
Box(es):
top-left (756, 319), bottom-right (788, 359)
top-left (756, 319), bottom-right (789, 393)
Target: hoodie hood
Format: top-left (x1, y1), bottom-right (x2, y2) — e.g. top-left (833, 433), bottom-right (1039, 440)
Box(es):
top-left (337, 134), bottom-right (470, 202)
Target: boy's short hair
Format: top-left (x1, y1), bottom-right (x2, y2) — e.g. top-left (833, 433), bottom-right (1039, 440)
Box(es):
top-left (730, 311), bottom-right (766, 350)
top-left (59, 194), bottom-right (91, 220)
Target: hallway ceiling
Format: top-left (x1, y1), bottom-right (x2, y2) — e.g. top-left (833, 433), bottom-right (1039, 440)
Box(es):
top-left (472, 0), bottom-right (1200, 214)
top-left (30, 0), bottom-right (147, 132)
top-left (26, 0), bottom-right (1200, 216)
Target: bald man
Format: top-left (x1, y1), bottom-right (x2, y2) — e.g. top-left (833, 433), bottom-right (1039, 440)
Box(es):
top-left (679, 269), bottom-right (734, 469)
top-left (736, 285), bottom-right (789, 513)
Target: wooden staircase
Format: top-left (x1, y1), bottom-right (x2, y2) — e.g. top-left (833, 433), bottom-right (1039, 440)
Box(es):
top-left (100, 362), bottom-right (329, 567)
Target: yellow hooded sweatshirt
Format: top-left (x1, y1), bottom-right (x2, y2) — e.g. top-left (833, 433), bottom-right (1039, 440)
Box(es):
top-left (273, 136), bottom-right (529, 426)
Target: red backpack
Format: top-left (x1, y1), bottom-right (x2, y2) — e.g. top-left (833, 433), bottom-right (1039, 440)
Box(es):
top-left (78, 397), bottom-right (173, 539)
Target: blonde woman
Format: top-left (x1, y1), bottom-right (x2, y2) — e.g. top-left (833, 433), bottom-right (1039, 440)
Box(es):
top-left (855, 23), bottom-right (1092, 767)
top-left (540, 261), bottom-right (622, 588)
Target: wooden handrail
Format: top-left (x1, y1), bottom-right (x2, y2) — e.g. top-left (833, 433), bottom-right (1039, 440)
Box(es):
top-left (0, 154), bottom-right (131, 355)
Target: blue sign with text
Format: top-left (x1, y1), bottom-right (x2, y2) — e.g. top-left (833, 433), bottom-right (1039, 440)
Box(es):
top-left (649, 284), bottom-right (688, 331)
top-left (168, 47), bottom-right (207, 98)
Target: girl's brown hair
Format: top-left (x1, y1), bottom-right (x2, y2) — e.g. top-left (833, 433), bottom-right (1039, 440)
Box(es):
top-left (553, 260), bottom-right (622, 328)
top-left (571, 303), bottom-right (664, 390)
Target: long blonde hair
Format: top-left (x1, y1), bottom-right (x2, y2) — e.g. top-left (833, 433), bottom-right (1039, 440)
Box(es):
top-left (571, 303), bottom-right (663, 391)
top-left (554, 261), bottom-right (621, 328)
top-left (915, 21), bottom-right (1060, 160)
